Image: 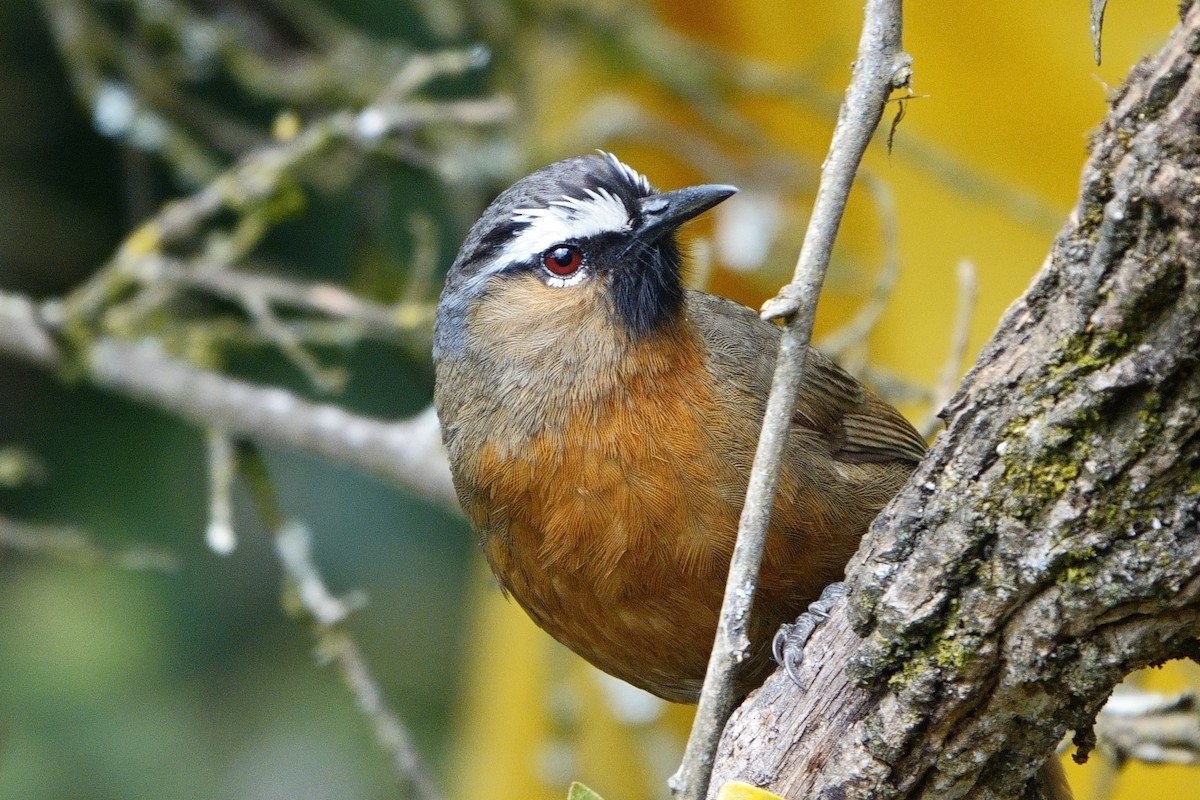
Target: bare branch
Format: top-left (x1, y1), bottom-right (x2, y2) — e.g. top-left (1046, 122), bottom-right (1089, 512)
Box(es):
top-left (205, 429), bottom-right (238, 555)
top-left (0, 291), bottom-right (61, 368)
top-left (54, 55), bottom-right (506, 332)
top-left (673, 2), bottom-right (910, 798)
top-left (0, 291), bottom-right (457, 511)
top-left (1097, 690), bottom-right (1200, 766)
top-left (225, 442), bottom-right (444, 800)
top-left (87, 338), bottom-right (457, 508)
top-left (136, 256), bottom-right (428, 342)
top-left (276, 521), bottom-right (366, 627)
top-left (917, 258), bottom-right (977, 438)
top-left (1092, 0), bottom-right (1110, 65)
top-left (0, 36), bottom-right (498, 517)
top-left (814, 173), bottom-right (902, 369)
top-left (272, 517), bottom-right (438, 800)
top-left (0, 515), bottom-right (179, 572)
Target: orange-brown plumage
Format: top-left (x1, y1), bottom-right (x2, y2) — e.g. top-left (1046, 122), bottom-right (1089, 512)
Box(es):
top-left (433, 154), bottom-right (924, 703)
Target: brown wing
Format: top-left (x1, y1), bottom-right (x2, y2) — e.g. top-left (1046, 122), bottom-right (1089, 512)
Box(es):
top-left (684, 290), bottom-right (926, 467)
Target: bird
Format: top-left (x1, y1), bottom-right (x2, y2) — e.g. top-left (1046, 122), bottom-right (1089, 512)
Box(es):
top-left (432, 151), bottom-right (926, 702)
top-left (432, 152), bottom-right (1072, 800)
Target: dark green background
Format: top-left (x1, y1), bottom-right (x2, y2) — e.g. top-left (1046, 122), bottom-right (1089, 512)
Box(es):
top-left (0, 3), bottom-right (480, 797)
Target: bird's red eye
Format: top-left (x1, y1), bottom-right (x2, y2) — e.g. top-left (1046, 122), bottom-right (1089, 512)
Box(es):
top-left (543, 245), bottom-right (582, 276)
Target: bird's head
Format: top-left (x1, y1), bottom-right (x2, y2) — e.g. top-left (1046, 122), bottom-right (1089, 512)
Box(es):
top-left (433, 152), bottom-right (736, 360)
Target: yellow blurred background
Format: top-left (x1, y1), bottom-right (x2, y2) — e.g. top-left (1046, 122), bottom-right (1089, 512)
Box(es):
top-left (451, 2), bottom-right (1199, 799)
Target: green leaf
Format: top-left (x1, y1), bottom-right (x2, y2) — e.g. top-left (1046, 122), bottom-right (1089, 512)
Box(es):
top-left (567, 782), bottom-right (605, 800)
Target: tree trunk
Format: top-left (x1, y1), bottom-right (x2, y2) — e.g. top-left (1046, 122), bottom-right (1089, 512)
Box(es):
top-left (710, 3), bottom-right (1200, 798)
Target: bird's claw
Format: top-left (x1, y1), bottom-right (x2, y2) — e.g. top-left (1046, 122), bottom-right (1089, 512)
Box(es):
top-left (771, 582), bottom-right (847, 686)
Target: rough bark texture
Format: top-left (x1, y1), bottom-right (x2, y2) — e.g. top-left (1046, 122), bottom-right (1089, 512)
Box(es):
top-left (710, 4), bottom-right (1200, 798)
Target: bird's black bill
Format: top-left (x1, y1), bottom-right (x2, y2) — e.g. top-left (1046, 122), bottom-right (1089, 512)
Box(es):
top-left (635, 184), bottom-right (738, 244)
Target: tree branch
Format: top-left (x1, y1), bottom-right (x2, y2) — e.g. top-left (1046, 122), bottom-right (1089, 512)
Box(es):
top-left (710, 3), bottom-right (1200, 797)
top-left (235, 442), bottom-right (444, 800)
top-left (1096, 690), bottom-right (1200, 766)
top-left (275, 521), bottom-right (443, 800)
top-left (0, 291), bottom-right (457, 511)
top-left (673, 2), bottom-right (911, 798)
top-left (0, 514), bottom-right (179, 571)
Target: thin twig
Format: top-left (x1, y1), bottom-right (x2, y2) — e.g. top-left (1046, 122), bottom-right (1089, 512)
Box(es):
top-left (918, 258), bottom-right (977, 438)
top-left (375, 45), bottom-right (492, 104)
top-left (814, 172), bottom-right (901, 368)
top-left (242, 291), bottom-right (347, 393)
top-left (236, 447), bottom-right (443, 800)
top-left (322, 627), bottom-right (442, 800)
top-left (671, 2), bottom-right (910, 798)
top-left (59, 89), bottom-right (506, 328)
top-left (275, 521), bottom-right (367, 626)
top-left (59, 110), bottom-right (353, 324)
top-left (205, 429), bottom-right (238, 555)
top-left (133, 255), bottom-right (428, 340)
top-left (0, 514), bottom-right (179, 572)
top-left (1092, 0), bottom-right (1110, 65)
top-left (1096, 689), bottom-right (1200, 766)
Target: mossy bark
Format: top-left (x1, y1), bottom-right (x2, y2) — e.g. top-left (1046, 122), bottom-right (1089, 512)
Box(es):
top-left (710, 3), bottom-right (1200, 798)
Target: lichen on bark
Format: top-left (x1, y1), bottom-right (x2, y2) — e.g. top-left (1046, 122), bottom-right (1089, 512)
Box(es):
top-left (709, 3), bottom-right (1200, 798)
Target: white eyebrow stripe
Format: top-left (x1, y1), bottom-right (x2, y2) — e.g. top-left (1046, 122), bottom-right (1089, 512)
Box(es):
top-left (485, 188), bottom-right (632, 275)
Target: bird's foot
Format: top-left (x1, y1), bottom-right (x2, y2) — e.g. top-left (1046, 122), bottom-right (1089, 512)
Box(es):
top-left (771, 581), bottom-right (846, 685)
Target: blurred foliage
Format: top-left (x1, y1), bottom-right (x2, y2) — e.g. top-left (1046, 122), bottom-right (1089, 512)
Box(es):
top-left (0, 1), bottom-right (1196, 800)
